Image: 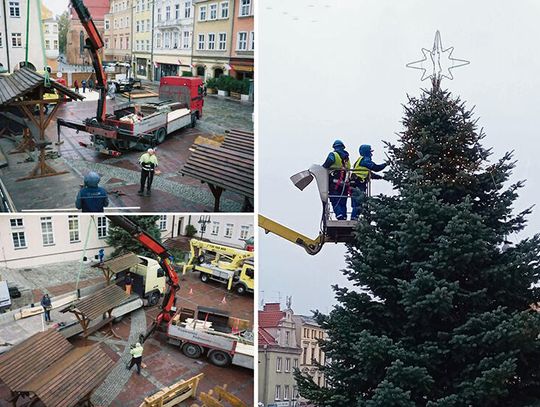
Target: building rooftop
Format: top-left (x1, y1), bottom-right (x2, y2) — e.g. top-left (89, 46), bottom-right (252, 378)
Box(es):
top-left (259, 303), bottom-right (285, 328)
top-left (258, 327), bottom-right (277, 345)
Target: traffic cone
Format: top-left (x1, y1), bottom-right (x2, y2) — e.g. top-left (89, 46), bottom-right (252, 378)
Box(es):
top-left (221, 296), bottom-right (227, 305)
top-left (189, 288), bottom-right (193, 295)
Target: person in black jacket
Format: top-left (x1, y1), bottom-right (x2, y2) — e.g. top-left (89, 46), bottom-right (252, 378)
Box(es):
top-left (41, 294), bottom-right (52, 323)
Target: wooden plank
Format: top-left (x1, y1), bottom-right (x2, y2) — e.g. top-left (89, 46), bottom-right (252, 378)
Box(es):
top-left (215, 386), bottom-right (247, 407)
top-left (198, 393), bottom-right (223, 407)
top-left (139, 373), bottom-right (204, 407)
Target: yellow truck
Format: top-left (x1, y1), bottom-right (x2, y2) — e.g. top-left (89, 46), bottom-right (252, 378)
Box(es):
top-left (183, 239), bottom-right (254, 295)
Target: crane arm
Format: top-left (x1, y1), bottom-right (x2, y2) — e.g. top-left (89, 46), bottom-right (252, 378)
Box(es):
top-left (70, 0), bottom-right (107, 122)
top-left (258, 214), bottom-right (324, 255)
top-left (106, 216), bottom-right (180, 340)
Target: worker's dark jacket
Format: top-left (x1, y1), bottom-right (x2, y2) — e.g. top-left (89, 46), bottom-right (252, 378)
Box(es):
top-left (125, 276), bottom-right (133, 285)
top-left (76, 187), bottom-right (109, 212)
top-left (41, 296), bottom-right (51, 308)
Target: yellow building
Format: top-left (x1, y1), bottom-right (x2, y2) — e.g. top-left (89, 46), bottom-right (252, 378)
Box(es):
top-left (192, 0), bottom-right (235, 79)
top-left (294, 315), bottom-right (327, 390)
top-left (132, 0), bottom-right (153, 79)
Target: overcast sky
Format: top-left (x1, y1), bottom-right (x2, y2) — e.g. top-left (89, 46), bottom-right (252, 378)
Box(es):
top-left (259, 0), bottom-right (540, 316)
top-left (43, 0), bottom-right (69, 16)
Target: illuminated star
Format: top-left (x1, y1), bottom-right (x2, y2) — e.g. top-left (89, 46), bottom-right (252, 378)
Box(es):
top-left (406, 31), bottom-right (470, 81)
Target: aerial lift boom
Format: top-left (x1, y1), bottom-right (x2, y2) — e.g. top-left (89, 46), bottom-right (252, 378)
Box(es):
top-left (106, 216), bottom-right (179, 341)
top-left (259, 164), bottom-right (364, 255)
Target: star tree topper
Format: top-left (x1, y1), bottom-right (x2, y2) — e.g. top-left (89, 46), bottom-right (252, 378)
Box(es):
top-left (406, 31), bottom-right (470, 81)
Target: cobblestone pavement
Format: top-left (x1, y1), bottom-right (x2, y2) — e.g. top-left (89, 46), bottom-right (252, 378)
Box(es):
top-left (91, 308), bottom-right (148, 406)
top-left (0, 94), bottom-right (253, 212)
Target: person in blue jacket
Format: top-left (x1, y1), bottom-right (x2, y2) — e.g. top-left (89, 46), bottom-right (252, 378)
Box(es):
top-left (350, 144), bottom-right (387, 220)
top-left (75, 172), bottom-right (109, 212)
top-left (322, 140), bottom-right (351, 220)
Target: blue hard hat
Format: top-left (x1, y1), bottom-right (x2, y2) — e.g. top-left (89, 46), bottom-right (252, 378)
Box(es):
top-left (359, 144), bottom-right (373, 156)
top-left (84, 171), bottom-right (101, 188)
top-left (333, 139), bottom-right (345, 149)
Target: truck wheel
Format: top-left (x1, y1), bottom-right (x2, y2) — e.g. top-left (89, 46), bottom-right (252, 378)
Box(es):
top-left (191, 113), bottom-right (197, 128)
top-left (235, 284), bottom-right (247, 295)
top-left (155, 127), bottom-right (167, 144)
top-left (200, 272), bottom-right (210, 283)
top-left (182, 343), bottom-right (203, 359)
top-left (208, 350), bottom-right (231, 367)
top-left (148, 291), bottom-right (160, 306)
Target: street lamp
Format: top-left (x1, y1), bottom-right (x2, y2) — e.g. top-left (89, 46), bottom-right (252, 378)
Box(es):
top-left (198, 215), bottom-right (211, 241)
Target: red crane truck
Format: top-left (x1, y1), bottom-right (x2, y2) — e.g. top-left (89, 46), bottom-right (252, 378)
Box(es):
top-left (57, 0), bottom-right (204, 156)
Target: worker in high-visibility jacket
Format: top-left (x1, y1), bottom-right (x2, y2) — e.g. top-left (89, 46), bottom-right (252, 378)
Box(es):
top-left (127, 342), bottom-right (144, 374)
top-left (350, 144), bottom-right (387, 220)
top-left (322, 140), bottom-right (351, 220)
top-left (138, 148), bottom-right (159, 196)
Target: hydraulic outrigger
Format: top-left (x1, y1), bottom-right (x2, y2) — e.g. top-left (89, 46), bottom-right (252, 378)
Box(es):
top-left (259, 165), bottom-right (362, 255)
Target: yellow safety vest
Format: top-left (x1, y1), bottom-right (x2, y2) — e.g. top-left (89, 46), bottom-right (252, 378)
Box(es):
top-left (130, 345), bottom-right (144, 358)
top-left (352, 156), bottom-right (370, 181)
top-left (329, 152), bottom-right (350, 170)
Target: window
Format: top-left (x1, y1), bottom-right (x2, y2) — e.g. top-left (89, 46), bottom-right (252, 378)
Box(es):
top-left (146, 39), bottom-right (150, 50)
top-left (173, 31), bottom-right (179, 48)
top-left (285, 331), bottom-right (290, 346)
top-left (45, 40), bottom-right (50, 50)
top-left (183, 31), bottom-right (191, 49)
top-left (284, 385), bottom-right (290, 401)
top-left (311, 348), bottom-right (315, 363)
top-left (12, 232), bottom-right (26, 249)
top-left (209, 3), bottom-right (217, 19)
top-left (165, 6), bottom-right (170, 20)
top-left (105, 19), bottom-right (110, 29)
top-left (40, 217), bottom-right (54, 246)
top-left (45, 25), bottom-right (50, 34)
top-left (293, 386), bottom-right (299, 400)
top-left (105, 38), bottom-right (109, 48)
top-left (237, 32), bottom-right (248, 51)
top-left (239, 225), bottom-right (249, 240)
top-left (319, 348), bottom-right (323, 363)
top-left (285, 358), bottom-right (291, 372)
top-left (146, 19), bottom-right (151, 32)
top-left (220, 1), bottom-right (228, 18)
top-left (0, 33), bottom-right (3, 48)
top-left (275, 385), bottom-right (281, 401)
top-left (184, 1), bottom-right (191, 18)
top-left (207, 33), bottom-right (215, 50)
top-left (136, 21), bottom-right (140, 32)
top-left (224, 223), bottom-right (233, 238)
top-left (218, 33), bottom-right (226, 50)
top-left (97, 216), bottom-right (108, 238)
top-left (293, 358), bottom-right (299, 369)
top-left (276, 357), bottom-right (282, 372)
top-left (250, 31), bottom-right (254, 50)
top-left (164, 32), bottom-right (170, 48)
top-left (10, 218), bottom-right (23, 228)
top-left (211, 221), bottom-right (220, 235)
top-left (9, 1), bottom-right (20, 17)
top-left (240, 0), bottom-right (251, 16)
top-left (11, 33), bottom-right (22, 47)
top-left (197, 33), bottom-right (205, 50)
top-left (156, 33), bottom-right (162, 48)
top-left (199, 5), bottom-right (206, 20)
top-left (175, 4), bottom-right (180, 19)
top-left (303, 348), bottom-right (307, 364)
top-left (157, 8), bottom-right (161, 21)
top-left (158, 215), bottom-right (167, 230)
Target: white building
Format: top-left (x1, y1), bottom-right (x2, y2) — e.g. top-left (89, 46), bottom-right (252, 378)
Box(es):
top-left (0, 0), bottom-right (44, 72)
top-left (0, 215), bottom-right (177, 269)
top-left (152, 0), bottom-right (194, 80)
top-left (176, 214), bottom-right (254, 249)
top-left (43, 16), bottom-right (59, 61)
top-left (0, 215), bottom-right (253, 268)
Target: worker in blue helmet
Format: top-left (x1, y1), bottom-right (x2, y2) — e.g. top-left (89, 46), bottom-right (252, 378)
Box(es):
top-left (322, 140), bottom-right (350, 220)
top-left (75, 171), bottom-right (109, 212)
top-left (350, 144), bottom-right (386, 220)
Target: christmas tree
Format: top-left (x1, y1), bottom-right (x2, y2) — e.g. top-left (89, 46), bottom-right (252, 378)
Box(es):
top-left (295, 79), bottom-right (540, 406)
top-left (106, 216), bottom-right (162, 258)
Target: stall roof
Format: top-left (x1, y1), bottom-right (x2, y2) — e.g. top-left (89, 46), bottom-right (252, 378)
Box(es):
top-left (0, 329), bottom-right (72, 389)
top-left (66, 284), bottom-right (129, 320)
top-left (19, 346), bottom-right (114, 407)
top-left (0, 68), bottom-right (83, 106)
top-left (0, 329), bottom-right (113, 407)
top-left (98, 252), bottom-right (141, 274)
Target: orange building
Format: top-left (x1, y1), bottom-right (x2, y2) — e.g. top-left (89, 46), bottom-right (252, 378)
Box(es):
top-left (230, 0), bottom-right (253, 80)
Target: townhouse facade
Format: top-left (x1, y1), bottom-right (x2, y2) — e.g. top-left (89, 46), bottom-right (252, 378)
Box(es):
top-left (191, 0), bottom-right (234, 79)
top-left (230, 0), bottom-right (253, 80)
top-left (0, 215), bottom-right (178, 269)
top-left (293, 315), bottom-right (326, 389)
top-left (67, 0), bottom-right (109, 65)
top-left (103, 0), bottom-right (132, 63)
top-left (152, 0), bottom-right (194, 80)
top-left (42, 4), bottom-right (59, 70)
top-left (259, 302), bottom-right (302, 407)
top-left (132, 0), bottom-right (153, 79)
top-left (0, 0), bottom-right (44, 72)
top-left (178, 214), bottom-right (254, 249)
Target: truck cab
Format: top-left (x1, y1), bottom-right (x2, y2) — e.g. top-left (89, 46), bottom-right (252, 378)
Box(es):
top-left (115, 255), bottom-right (166, 306)
top-left (159, 76), bottom-right (204, 119)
